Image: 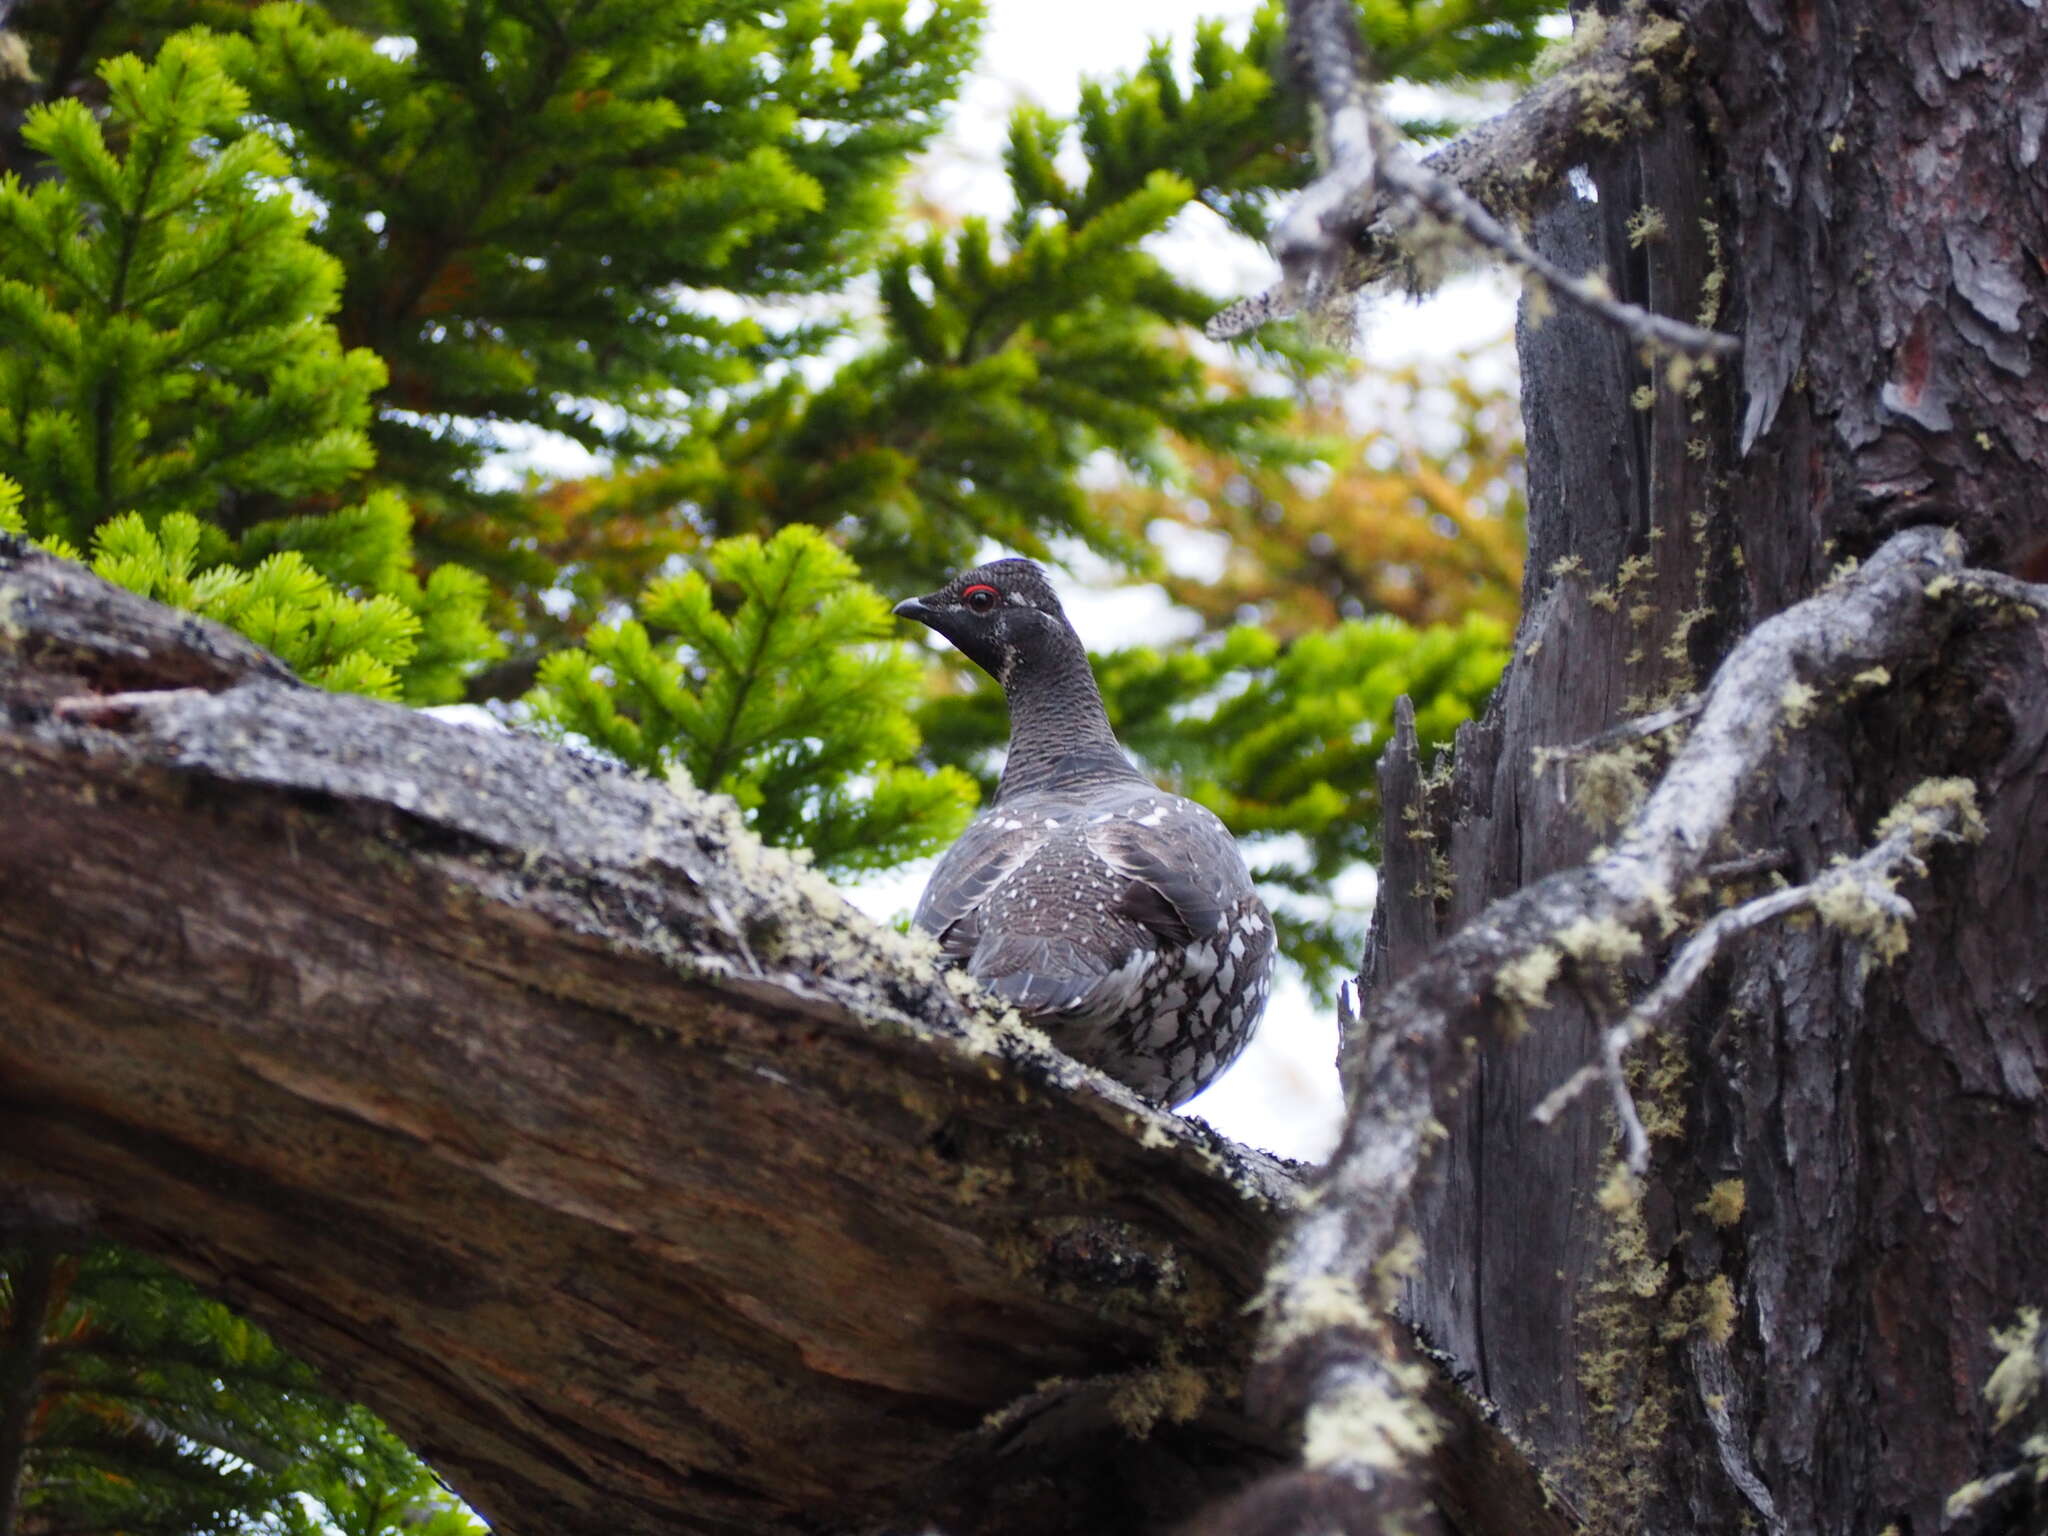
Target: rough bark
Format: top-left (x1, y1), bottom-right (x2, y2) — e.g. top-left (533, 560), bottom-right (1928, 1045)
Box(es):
top-left (1368, 2), bottom-right (2048, 1533)
top-left (0, 539), bottom-right (1570, 1536)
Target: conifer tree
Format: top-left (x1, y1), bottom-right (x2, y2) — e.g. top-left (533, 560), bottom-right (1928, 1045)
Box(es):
top-left (0, 33), bottom-right (496, 702)
top-left (0, 1243), bottom-right (477, 1536)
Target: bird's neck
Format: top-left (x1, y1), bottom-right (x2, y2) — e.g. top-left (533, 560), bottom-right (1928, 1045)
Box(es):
top-left (994, 631), bottom-right (1137, 803)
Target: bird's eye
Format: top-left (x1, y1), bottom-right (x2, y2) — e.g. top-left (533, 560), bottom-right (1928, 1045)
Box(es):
top-left (962, 584), bottom-right (999, 613)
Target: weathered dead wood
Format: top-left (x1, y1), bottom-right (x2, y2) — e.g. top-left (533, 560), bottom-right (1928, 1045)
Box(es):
top-left (1382, 3), bottom-right (2048, 1529)
top-left (0, 539), bottom-right (1567, 1536)
top-left (1210, 524), bottom-right (2046, 1529)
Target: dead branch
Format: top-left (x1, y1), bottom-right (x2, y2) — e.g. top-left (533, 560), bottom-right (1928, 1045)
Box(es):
top-left (0, 538), bottom-right (1573, 1536)
top-left (1223, 526), bottom-right (2041, 1526)
top-left (0, 538), bottom-right (1286, 1536)
top-left (1212, 2), bottom-right (1732, 357)
top-left (1531, 782), bottom-right (1985, 1170)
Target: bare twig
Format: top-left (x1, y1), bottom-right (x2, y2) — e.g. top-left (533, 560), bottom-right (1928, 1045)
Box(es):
top-left (1942, 566), bottom-right (2048, 616)
top-left (1268, 0), bottom-right (1383, 321)
top-left (1215, 2), bottom-right (1735, 358)
top-left (1531, 786), bottom-right (1985, 1170)
top-left (1532, 693), bottom-right (1701, 808)
top-left (1378, 149), bottom-right (1738, 358)
top-left (1698, 848), bottom-right (1793, 884)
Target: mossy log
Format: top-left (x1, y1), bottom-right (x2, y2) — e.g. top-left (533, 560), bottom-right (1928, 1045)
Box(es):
top-left (0, 540), bottom-right (1565, 1536)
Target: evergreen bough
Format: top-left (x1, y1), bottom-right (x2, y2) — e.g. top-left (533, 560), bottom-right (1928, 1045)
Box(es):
top-left (0, 34), bottom-right (499, 704)
top-left (0, 1243), bottom-right (480, 1536)
top-left (529, 525), bottom-right (978, 875)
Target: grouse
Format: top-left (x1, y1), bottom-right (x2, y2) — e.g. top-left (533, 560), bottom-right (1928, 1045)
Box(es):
top-left (895, 558), bottom-right (1274, 1107)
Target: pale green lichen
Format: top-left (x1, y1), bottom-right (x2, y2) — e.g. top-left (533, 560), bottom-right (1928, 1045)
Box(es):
top-left (1371, 1229), bottom-right (1425, 1306)
top-left (1811, 866), bottom-right (1908, 963)
top-left (1811, 780), bottom-right (1985, 967)
top-left (1595, 1162), bottom-right (1639, 1216)
top-left (1698, 1179), bottom-right (1746, 1227)
top-left (1576, 1156), bottom-right (1676, 1524)
top-left (1662, 1274), bottom-right (1738, 1344)
top-left (1947, 1311), bottom-right (2048, 1523)
top-left (1662, 606), bottom-right (1709, 668)
top-left (1696, 220), bottom-right (1727, 329)
top-left (1495, 945), bottom-right (1562, 1021)
top-left (1986, 1308), bottom-right (2043, 1431)
top-left (1108, 1358), bottom-right (1210, 1438)
top-left (1555, 916), bottom-right (1646, 967)
top-left (1875, 776), bottom-right (1987, 846)
top-left (1613, 1025), bottom-right (1689, 1151)
top-left (1625, 205), bottom-right (1667, 247)
top-left (1300, 1360), bottom-right (1441, 1473)
top-left (1256, 1273), bottom-right (1376, 1357)
top-left (1530, 5), bottom-right (1609, 79)
top-left (1135, 1115), bottom-right (1179, 1151)
top-left (1572, 741), bottom-right (1653, 830)
top-left (1779, 680), bottom-right (1818, 726)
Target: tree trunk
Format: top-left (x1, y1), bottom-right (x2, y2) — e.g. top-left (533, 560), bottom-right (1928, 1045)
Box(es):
top-left (1384, 2), bottom-right (2048, 1532)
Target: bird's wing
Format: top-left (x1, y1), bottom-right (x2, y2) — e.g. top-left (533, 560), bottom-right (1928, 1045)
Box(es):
top-left (969, 932), bottom-right (1154, 1019)
top-left (967, 796), bottom-right (1250, 1020)
top-left (1083, 795), bottom-right (1241, 944)
top-left (913, 815), bottom-right (1046, 962)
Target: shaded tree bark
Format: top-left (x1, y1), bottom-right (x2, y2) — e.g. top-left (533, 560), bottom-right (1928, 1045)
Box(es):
top-left (1253, 1), bottom-right (2048, 1532)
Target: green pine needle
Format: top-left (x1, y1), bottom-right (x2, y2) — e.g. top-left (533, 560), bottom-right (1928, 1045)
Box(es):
top-left (527, 524), bottom-right (978, 874)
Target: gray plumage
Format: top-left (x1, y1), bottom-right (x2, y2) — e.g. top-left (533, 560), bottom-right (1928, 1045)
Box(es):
top-left (895, 558), bottom-right (1274, 1106)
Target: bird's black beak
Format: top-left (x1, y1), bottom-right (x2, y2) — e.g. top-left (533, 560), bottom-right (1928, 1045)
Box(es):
top-left (893, 594), bottom-right (938, 625)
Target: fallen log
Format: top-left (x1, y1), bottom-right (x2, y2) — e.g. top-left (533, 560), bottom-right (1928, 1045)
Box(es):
top-left (0, 538), bottom-right (1567, 1536)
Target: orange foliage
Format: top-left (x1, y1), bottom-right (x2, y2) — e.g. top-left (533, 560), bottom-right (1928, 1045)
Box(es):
top-left (1097, 345), bottom-right (1525, 638)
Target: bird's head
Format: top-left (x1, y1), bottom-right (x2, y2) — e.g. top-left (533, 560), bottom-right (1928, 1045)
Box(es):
top-left (893, 558), bottom-right (1076, 683)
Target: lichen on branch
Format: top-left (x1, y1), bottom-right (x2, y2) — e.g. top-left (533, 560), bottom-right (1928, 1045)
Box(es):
top-left (1238, 526), bottom-right (2045, 1516)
